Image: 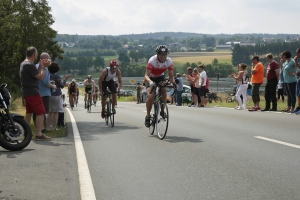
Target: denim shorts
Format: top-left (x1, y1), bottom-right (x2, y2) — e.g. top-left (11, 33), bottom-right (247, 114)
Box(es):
top-left (297, 80), bottom-right (300, 96)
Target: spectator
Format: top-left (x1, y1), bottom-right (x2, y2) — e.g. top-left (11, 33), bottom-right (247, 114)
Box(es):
top-left (198, 65), bottom-right (207, 107)
top-left (33, 52), bottom-right (56, 131)
top-left (262, 53), bottom-right (279, 111)
top-left (248, 56), bottom-right (264, 111)
top-left (183, 67), bottom-right (198, 107)
top-left (230, 63), bottom-right (248, 110)
top-left (142, 82), bottom-right (147, 103)
top-left (175, 73), bottom-right (183, 106)
top-left (57, 94), bottom-right (66, 128)
top-left (188, 68), bottom-right (200, 107)
top-left (281, 51), bottom-right (297, 113)
top-left (169, 84), bottom-right (176, 105)
top-left (46, 63), bottom-right (70, 130)
top-left (20, 46), bottom-right (51, 140)
top-left (293, 48), bottom-right (300, 114)
top-left (205, 76), bottom-right (210, 98)
top-left (136, 82), bottom-right (142, 104)
top-left (277, 81), bottom-right (284, 102)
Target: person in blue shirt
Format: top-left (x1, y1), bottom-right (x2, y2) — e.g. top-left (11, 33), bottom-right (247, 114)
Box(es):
top-left (281, 51), bottom-right (297, 113)
top-left (175, 73), bottom-right (183, 106)
top-left (33, 53), bottom-right (56, 131)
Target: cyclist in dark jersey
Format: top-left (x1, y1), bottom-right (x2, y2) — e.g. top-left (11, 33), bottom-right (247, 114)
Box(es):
top-left (84, 75), bottom-right (95, 108)
top-left (68, 79), bottom-right (77, 107)
top-left (98, 60), bottom-right (122, 118)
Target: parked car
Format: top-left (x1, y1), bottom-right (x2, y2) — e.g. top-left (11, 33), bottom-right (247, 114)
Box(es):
top-left (166, 85), bottom-right (191, 104)
top-left (77, 82), bottom-right (84, 87)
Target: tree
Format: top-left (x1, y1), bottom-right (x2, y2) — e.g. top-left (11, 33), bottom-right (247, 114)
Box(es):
top-left (0, 0), bottom-right (63, 97)
top-left (129, 50), bottom-right (138, 64)
top-left (94, 56), bottom-right (105, 70)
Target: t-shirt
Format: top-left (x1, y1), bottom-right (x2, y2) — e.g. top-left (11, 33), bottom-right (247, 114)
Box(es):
top-left (266, 61), bottom-right (279, 80)
top-left (50, 73), bottom-right (67, 96)
top-left (146, 55), bottom-right (173, 77)
top-left (251, 62), bottom-right (264, 84)
top-left (199, 71), bottom-right (207, 87)
top-left (283, 59), bottom-right (297, 83)
top-left (20, 60), bottom-right (39, 97)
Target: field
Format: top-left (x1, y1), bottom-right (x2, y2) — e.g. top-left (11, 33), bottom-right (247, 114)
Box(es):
top-left (170, 52), bottom-right (232, 66)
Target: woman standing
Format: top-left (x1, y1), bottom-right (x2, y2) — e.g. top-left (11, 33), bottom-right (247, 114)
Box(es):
top-left (190, 68), bottom-right (200, 107)
top-left (281, 51), bottom-right (297, 113)
top-left (47, 63), bottom-right (70, 130)
top-left (231, 63), bottom-right (248, 110)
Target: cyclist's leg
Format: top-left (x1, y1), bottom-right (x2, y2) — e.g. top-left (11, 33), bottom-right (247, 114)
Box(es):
top-left (146, 86), bottom-right (155, 117)
top-left (84, 93), bottom-right (87, 107)
top-left (112, 93), bottom-right (117, 113)
top-left (69, 94), bottom-right (73, 105)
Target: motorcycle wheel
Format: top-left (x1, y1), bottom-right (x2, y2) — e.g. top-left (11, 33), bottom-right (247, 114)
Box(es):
top-left (0, 117), bottom-right (32, 151)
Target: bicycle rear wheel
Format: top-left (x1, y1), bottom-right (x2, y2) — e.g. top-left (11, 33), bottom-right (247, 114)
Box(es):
top-left (88, 98), bottom-right (92, 113)
top-left (156, 102), bottom-right (169, 140)
top-left (105, 102), bottom-right (109, 125)
top-left (214, 96), bottom-right (222, 103)
top-left (109, 100), bottom-right (114, 127)
top-left (149, 103), bottom-right (158, 135)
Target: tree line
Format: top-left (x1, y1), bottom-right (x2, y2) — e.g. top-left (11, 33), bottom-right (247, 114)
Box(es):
top-left (232, 41), bottom-right (300, 67)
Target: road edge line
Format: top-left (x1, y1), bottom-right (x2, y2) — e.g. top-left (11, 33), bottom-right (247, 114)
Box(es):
top-left (255, 136), bottom-right (300, 150)
top-left (66, 108), bottom-right (96, 200)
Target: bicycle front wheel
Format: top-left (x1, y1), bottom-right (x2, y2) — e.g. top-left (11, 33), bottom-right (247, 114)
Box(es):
top-left (157, 102), bottom-right (169, 140)
top-left (109, 100), bottom-right (114, 127)
top-left (214, 96), bottom-right (222, 103)
top-left (88, 98), bottom-right (92, 113)
top-left (105, 102), bottom-right (109, 125)
top-left (226, 97), bottom-right (232, 103)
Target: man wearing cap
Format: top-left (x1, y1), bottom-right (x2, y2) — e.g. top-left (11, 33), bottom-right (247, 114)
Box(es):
top-left (248, 56), bottom-right (264, 111)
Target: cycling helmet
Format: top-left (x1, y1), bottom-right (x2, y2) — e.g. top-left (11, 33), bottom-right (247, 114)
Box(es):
top-left (110, 60), bottom-right (119, 68)
top-left (156, 45), bottom-right (168, 53)
top-left (72, 79), bottom-right (76, 83)
top-left (87, 75), bottom-right (92, 79)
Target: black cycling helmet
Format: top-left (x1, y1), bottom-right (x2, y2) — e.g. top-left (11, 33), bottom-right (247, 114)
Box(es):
top-left (156, 45), bottom-right (168, 54)
top-left (87, 75), bottom-right (92, 79)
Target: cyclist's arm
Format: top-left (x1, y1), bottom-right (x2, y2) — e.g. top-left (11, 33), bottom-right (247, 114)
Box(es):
top-left (117, 69), bottom-right (122, 91)
top-left (92, 80), bottom-right (96, 93)
top-left (144, 69), bottom-right (152, 84)
top-left (98, 69), bottom-right (106, 93)
top-left (168, 69), bottom-right (175, 84)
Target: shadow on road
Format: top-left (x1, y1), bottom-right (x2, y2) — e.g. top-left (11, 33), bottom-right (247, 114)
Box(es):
top-left (71, 121), bottom-right (140, 141)
top-left (162, 136), bottom-right (203, 143)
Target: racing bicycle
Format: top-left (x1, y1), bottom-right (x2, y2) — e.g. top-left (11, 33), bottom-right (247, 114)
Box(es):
top-left (86, 91), bottom-right (93, 113)
top-left (103, 91), bottom-right (114, 127)
top-left (148, 80), bottom-right (172, 140)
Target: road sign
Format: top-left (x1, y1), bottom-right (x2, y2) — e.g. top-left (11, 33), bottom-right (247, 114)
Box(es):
top-left (130, 79), bottom-right (135, 85)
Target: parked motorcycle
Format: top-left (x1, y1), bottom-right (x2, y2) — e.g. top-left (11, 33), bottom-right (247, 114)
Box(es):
top-left (0, 82), bottom-right (32, 151)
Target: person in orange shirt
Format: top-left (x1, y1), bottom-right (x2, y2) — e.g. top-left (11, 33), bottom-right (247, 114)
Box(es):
top-left (248, 56), bottom-right (264, 111)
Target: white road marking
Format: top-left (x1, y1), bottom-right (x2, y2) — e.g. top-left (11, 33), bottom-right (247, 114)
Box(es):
top-left (255, 136), bottom-right (300, 150)
top-left (66, 108), bottom-right (96, 200)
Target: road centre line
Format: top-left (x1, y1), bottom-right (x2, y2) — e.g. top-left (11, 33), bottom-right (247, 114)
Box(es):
top-left (66, 108), bottom-right (96, 200)
top-left (255, 136), bottom-right (300, 150)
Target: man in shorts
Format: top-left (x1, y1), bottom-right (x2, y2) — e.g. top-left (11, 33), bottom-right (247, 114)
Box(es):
top-left (98, 60), bottom-right (122, 118)
top-left (83, 75), bottom-right (96, 108)
top-left (144, 45), bottom-right (175, 127)
top-left (20, 46), bottom-right (51, 140)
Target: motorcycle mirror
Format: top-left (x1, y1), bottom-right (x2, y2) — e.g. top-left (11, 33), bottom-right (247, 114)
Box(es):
top-left (0, 83), bottom-right (7, 88)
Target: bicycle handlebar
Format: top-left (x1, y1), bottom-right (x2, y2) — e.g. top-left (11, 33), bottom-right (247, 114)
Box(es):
top-left (149, 79), bottom-right (175, 94)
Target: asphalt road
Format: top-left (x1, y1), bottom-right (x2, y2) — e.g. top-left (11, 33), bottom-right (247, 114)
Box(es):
top-left (1, 94), bottom-right (300, 200)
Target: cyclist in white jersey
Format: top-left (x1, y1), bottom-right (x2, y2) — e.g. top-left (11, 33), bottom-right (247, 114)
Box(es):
top-left (144, 45), bottom-right (175, 127)
top-left (83, 75), bottom-right (96, 108)
top-left (98, 60), bottom-right (122, 118)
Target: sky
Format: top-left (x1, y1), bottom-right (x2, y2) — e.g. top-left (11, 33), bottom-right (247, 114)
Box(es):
top-left (48, 0), bottom-right (300, 36)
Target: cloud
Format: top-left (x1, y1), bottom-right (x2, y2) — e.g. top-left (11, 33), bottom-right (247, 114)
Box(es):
top-left (48, 0), bottom-right (300, 35)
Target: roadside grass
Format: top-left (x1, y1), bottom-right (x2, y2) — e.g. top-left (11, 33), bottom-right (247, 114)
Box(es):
top-left (10, 98), bottom-right (67, 139)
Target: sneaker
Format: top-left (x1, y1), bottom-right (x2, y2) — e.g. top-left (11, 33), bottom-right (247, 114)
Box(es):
top-left (270, 108), bottom-right (277, 111)
top-left (291, 108), bottom-right (300, 114)
top-left (35, 134), bottom-right (51, 141)
top-left (235, 106), bottom-right (243, 110)
top-left (248, 106), bottom-right (257, 111)
top-left (295, 110), bottom-right (300, 115)
top-left (145, 116), bottom-right (151, 127)
top-left (191, 105), bottom-right (195, 107)
top-left (256, 107), bottom-right (261, 110)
